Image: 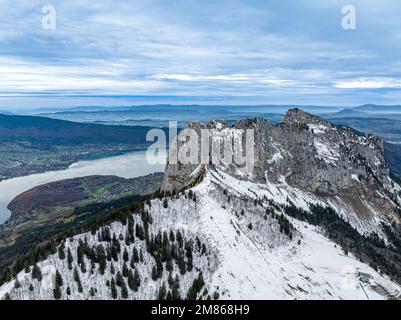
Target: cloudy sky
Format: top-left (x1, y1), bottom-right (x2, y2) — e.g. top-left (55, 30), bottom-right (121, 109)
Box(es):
top-left (1, 0), bottom-right (401, 108)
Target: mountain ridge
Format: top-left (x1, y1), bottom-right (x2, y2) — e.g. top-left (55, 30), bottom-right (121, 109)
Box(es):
top-left (2, 109), bottom-right (401, 300)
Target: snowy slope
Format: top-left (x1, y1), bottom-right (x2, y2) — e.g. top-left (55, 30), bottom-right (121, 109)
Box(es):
top-left (2, 167), bottom-right (400, 300)
top-left (194, 170), bottom-right (401, 299)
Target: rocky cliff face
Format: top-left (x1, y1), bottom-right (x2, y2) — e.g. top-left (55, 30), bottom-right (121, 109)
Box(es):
top-left (163, 109), bottom-right (389, 192)
top-left (162, 109), bottom-right (401, 234)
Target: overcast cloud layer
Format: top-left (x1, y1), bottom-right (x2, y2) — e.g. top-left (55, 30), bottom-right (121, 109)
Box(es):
top-left (1, 0), bottom-right (401, 107)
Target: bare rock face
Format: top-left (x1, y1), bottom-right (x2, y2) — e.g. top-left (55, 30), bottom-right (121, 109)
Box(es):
top-left (162, 109), bottom-right (401, 224)
top-left (163, 109), bottom-right (388, 191)
top-left (254, 109), bottom-right (389, 195)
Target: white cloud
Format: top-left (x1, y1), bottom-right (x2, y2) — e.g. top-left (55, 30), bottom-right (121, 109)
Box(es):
top-left (334, 78), bottom-right (401, 89)
top-left (151, 71), bottom-right (300, 87)
top-left (0, 57), bottom-right (163, 95)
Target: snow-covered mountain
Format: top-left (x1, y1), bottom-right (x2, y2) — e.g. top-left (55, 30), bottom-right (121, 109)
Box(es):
top-left (2, 109), bottom-right (401, 300)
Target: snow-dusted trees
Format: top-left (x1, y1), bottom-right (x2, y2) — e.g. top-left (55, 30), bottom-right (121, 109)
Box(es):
top-left (55, 270), bottom-right (63, 287)
top-left (31, 264), bottom-right (42, 282)
top-left (73, 267), bottom-right (83, 293)
top-left (110, 277), bottom-right (117, 299)
top-left (157, 282), bottom-right (167, 300)
top-left (186, 272), bottom-right (205, 300)
top-left (67, 248), bottom-right (73, 270)
top-left (58, 242), bottom-right (65, 260)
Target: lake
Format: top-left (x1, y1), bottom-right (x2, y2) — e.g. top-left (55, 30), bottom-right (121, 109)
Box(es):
top-left (0, 149), bottom-right (166, 223)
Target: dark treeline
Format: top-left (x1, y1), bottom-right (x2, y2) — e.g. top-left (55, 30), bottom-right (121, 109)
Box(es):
top-left (0, 194), bottom-right (145, 285)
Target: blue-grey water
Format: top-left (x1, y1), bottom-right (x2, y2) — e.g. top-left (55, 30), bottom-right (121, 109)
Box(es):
top-left (0, 149), bottom-right (166, 223)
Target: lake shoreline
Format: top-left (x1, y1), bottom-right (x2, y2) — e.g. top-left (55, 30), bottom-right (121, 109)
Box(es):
top-left (0, 146), bottom-right (152, 183)
top-left (0, 149), bottom-right (166, 224)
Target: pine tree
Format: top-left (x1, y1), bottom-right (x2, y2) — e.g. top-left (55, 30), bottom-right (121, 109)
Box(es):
top-left (14, 279), bottom-right (21, 289)
top-left (151, 265), bottom-right (158, 281)
top-left (132, 247), bottom-right (139, 263)
top-left (77, 244), bottom-right (83, 265)
top-left (169, 230), bottom-right (175, 242)
top-left (53, 283), bottom-right (62, 300)
top-left (124, 232), bottom-right (131, 246)
top-left (155, 254), bottom-right (163, 278)
top-left (106, 247), bottom-right (112, 261)
top-left (103, 227), bottom-right (111, 242)
top-left (67, 248), bottom-right (73, 270)
top-left (116, 271), bottom-right (124, 287)
top-left (133, 269), bottom-right (141, 291)
top-left (90, 260), bottom-right (95, 274)
top-left (3, 293), bottom-right (11, 300)
top-left (186, 274), bottom-right (204, 300)
top-left (73, 267), bottom-right (83, 293)
top-left (185, 242), bottom-right (193, 272)
top-left (32, 264), bottom-right (42, 282)
top-left (66, 286), bottom-right (71, 296)
top-left (162, 231), bottom-right (169, 248)
top-left (135, 224), bottom-right (145, 240)
top-left (178, 252), bottom-right (186, 275)
top-left (128, 218), bottom-right (134, 235)
top-left (122, 263), bottom-right (129, 278)
top-left (111, 278), bottom-right (118, 299)
top-left (58, 243), bottom-right (65, 260)
top-left (158, 282), bottom-right (167, 300)
top-left (77, 281), bottom-right (83, 293)
top-left (166, 253), bottom-right (174, 272)
top-left (97, 245), bottom-right (106, 275)
top-left (129, 256), bottom-right (135, 270)
top-left (110, 262), bottom-right (115, 275)
top-left (172, 282), bottom-right (181, 300)
top-left (111, 243), bottom-right (119, 262)
top-left (80, 259), bottom-right (87, 273)
top-left (168, 273), bottom-right (174, 287)
top-left (123, 248), bottom-right (129, 262)
top-left (121, 280), bottom-right (128, 299)
top-left (176, 230), bottom-right (183, 248)
top-left (128, 269), bottom-right (135, 291)
top-left (55, 270), bottom-right (63, 287)
top-left (112, 234), bottom-right (121, 253)
top-left (193, 272), bottom-right (204, 293)
top-left (186, 285), bottom-right (197, 300)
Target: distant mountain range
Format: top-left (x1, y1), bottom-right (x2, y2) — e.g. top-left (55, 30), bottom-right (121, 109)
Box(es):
top-left (10, 104), bottom-right (399, 129)
top-left (354, 104), bottom-right (401, 113)
top-left (0, 113), bottom-right (161, 146)
top-left (22, 104), bottom-right (342, 127)
top-left (0, 113), bottom-right (168, 180)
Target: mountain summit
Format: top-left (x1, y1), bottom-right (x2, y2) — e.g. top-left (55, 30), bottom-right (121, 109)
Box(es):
top-left (163, 109), bottom-right (400, 235)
